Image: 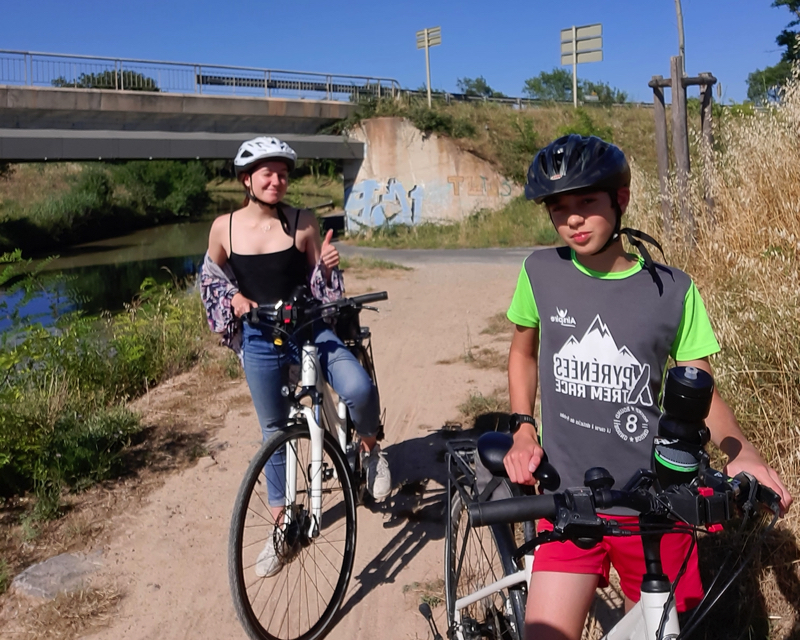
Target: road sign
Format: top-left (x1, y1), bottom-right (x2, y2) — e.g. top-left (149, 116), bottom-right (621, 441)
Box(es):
top-left (560, 24), bottom-right (602, 42)
top-left (560, 37), bottom-right (603, 55)
top-left (560, 23), bottom-right (603, 108)
top-left (416, 27), bottom-right (442, 107)
top-left (561, 50), bottom-right (604, 65)
top-left (416, 26), bottom-right (441, 49)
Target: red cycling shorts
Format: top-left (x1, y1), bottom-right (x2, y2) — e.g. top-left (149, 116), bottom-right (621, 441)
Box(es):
top-left (532, 514), bottom-right (704, 612)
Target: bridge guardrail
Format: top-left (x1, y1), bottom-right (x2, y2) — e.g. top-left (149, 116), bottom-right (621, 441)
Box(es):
top-left (0, 49), bottom-right (400, 101)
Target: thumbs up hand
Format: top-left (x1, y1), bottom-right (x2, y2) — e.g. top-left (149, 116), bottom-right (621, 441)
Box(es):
top-left (320, 228), bottom-right (340, 275)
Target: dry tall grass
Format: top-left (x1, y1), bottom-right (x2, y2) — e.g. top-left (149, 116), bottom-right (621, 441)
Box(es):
top-left (626, 77), bottom-right (800, 640)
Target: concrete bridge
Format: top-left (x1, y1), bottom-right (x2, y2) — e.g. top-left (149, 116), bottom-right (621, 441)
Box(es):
top-left (0, 50), bottom-right (400, 163)
top-left (0, 86), bottom-right (364, 162)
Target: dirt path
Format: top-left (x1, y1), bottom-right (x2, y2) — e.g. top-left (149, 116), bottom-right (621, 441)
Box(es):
top-left (85, 256), bottom-right (522, 640)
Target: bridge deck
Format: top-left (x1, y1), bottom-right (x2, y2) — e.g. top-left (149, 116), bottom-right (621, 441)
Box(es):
top-left (0, 129), bottom-right (363, 161)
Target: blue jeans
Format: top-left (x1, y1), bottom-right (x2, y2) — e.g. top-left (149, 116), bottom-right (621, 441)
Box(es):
top-left (242, 321), bottom-right (379, 507)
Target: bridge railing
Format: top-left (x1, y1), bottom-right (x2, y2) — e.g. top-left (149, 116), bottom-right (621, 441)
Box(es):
top-left (0, 50), bottom-right (400, 101)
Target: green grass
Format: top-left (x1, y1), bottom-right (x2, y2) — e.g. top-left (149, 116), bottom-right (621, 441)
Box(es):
top-left (350, 195), bottom-right (559, 249)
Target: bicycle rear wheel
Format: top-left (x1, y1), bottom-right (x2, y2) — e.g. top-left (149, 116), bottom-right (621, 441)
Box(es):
top-left (445, 474), bottom-right (526, 640)
top-left (229, 421), bottom-right (357, 640)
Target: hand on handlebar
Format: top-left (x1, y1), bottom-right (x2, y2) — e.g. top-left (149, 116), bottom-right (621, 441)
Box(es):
top-left (232, 292), bottom-right (258, 318)
top-left (725, 449), bottom-right (793, 514)
top-left (503, 429), bottom-right (544, 486)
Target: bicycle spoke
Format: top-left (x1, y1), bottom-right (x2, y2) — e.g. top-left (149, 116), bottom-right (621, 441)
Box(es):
top-left (230, 423), bottom-right (356, 640)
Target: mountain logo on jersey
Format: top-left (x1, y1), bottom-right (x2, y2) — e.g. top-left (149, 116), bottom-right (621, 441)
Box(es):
top-left (552, 314), bottom-right (653, 407)
top-left (550, 307), bottom-right (576, 327)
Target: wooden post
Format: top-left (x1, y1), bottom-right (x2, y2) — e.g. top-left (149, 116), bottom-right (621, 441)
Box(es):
top-left (670, 55), bottom-right (694, 242)
top-left (651, 76), bottom-right (672, 234)
top-left (699, 72), bottom-right (716, 226)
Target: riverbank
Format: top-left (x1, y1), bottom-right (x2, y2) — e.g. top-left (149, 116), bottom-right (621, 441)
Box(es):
top-left (0, 163), bottom-right (346, 258)
top-left (2, 253), bottom-right (797, 639)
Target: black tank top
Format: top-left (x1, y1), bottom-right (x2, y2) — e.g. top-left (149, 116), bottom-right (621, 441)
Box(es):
top-left (227, 208), bottom-right (308, 305)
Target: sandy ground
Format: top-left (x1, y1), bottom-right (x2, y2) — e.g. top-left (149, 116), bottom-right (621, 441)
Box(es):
top-left (81, 255), bottom-right (523, 640)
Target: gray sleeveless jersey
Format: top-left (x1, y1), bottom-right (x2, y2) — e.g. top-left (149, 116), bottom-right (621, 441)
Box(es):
top-left (525, 247), bottom-right (692, 503)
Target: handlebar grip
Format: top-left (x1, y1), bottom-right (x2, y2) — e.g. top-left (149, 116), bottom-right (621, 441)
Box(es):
top-left (350, 291), bottom-right (388, 305)
top-left (534, 461), bottom-right (561, 492)
top-left (468, 495), bottom-right (558, 528)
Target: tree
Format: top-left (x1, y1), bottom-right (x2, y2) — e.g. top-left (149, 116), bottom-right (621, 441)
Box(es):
top-left (581, 80), bottom-right (627, 106)
top-left (747, 60), bottom-right (794, 102)
top-left (456, 76), bottom-right (506, 98)
top-left (522, 68), bottom-right (627, 105)
top-left (522, 68), bottom-right (573, 101)
top-left (52, 70), bottom-right (159, 91)
top-left (746, 1), bottom-right (800, 103)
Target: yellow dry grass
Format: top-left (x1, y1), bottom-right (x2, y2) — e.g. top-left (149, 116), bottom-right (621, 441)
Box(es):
top-left (625, 76), bottom-right (800, 639)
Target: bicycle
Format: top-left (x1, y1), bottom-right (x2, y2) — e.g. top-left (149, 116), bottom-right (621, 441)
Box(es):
top-left (228, 288), bottom-right (389, 640)
top-left (441, 367), bottom-right (783, 640)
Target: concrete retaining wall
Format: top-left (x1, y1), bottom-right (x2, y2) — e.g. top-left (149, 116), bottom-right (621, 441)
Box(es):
top-left (343, 117), bottom-right (521, 229)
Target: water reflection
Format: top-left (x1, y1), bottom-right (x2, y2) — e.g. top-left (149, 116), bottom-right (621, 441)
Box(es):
top-left (2, 200), bottom-right (231, 328)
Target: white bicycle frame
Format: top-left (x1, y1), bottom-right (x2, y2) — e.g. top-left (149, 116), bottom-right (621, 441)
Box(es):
top-left (453, 534), bottom-right (680, 640)
top-left (283, 342), bottom-right (349, 539)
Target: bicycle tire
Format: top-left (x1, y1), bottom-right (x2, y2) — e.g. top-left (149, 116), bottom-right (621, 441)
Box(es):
top-left (229, 421), bottom-right (357, 640)
top-left (445, 481), bottom-right (526, 640)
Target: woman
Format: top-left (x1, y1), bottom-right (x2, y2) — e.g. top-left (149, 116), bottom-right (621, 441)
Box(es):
top-left (201, 136), bottom-right (391, 577)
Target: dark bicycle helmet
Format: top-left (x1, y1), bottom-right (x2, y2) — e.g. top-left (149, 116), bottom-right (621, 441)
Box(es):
top-left (524, 135), bottom-right (631, 205)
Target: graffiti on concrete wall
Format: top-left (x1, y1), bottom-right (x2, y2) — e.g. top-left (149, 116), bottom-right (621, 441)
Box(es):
top-left (345, 179), bottom-right (423, 228)
top-left (446, 175), bottom-right (513, 198)
top-left (345, 175), bottom-right (515, 228)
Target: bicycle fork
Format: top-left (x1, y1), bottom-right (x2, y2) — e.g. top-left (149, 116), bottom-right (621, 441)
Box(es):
top-left (285, 344), bottom-right (349, 539)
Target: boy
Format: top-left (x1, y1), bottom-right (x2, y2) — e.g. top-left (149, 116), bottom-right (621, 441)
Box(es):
top-left (503, 134), bottom-right (792, 640)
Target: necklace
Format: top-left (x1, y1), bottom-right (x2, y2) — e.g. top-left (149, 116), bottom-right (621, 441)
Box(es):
top-left (261, 221), bottom-right (272, 233)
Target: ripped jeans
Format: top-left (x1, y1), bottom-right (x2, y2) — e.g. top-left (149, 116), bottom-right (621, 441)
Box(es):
top-left (241, 321), bottom-right (379, 507)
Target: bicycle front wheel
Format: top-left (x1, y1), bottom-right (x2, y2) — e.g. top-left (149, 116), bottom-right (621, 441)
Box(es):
top-left (445, 485), bottom-right (526, 640)
top-left (229, 421), bottom-right (357, 640)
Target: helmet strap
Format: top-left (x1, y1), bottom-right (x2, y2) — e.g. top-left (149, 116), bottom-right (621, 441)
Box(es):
top-left (244, 173), bottom-right (279, 210)
top-left (589, 191), bottom-right (665, 281)
top-left (591, 192), bottom-right (624, 256)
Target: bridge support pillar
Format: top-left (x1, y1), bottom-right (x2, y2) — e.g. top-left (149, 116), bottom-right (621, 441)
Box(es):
top-left (342, 158), bottom-right (362, 234)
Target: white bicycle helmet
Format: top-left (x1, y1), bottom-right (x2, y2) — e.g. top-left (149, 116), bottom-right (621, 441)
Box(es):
top-left (234, 137), bottom-right (297, 175)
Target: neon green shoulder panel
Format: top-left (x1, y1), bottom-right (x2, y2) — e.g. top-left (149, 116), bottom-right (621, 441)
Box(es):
top-left (670, 283), bottom-right (720, 361)
top-left (507, 263), bottom-right (539, 327)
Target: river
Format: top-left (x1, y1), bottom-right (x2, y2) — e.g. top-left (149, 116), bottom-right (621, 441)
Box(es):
top-left (0, 204), bottom-right (227, 332)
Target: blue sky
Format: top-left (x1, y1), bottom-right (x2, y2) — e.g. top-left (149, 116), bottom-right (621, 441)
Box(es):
top-left (0, 0), bottom-right (791, 103)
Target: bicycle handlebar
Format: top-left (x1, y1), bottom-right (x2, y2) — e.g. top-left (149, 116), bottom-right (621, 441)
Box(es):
top-left (468, 467), bottom-right (780, 532)
top-left (245, 290), bottom-right (389, 336)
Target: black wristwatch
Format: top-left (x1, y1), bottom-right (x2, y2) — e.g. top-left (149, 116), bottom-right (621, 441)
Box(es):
top-left (508, 413), bottom-right (536, 435)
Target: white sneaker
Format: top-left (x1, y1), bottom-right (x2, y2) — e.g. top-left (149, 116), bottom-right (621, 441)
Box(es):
top-left (364, 445), bottom-right (392, 501)
top-left (255, 530), bottom-right (283, 578)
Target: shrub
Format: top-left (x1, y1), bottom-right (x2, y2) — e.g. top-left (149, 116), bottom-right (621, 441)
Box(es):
top-left (110, 160), bottom-right (211, 219)
top-left (0, 255), bottom-right (206, 513)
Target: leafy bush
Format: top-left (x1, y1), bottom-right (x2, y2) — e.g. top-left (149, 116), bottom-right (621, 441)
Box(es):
top-left (0, 254), bottom-right (206, 514)
top-left (110, 160), bottom-right (211, 219)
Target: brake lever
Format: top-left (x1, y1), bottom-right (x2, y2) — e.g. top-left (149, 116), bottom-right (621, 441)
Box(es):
top-left (756, 484), bottom-right (782, 516)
